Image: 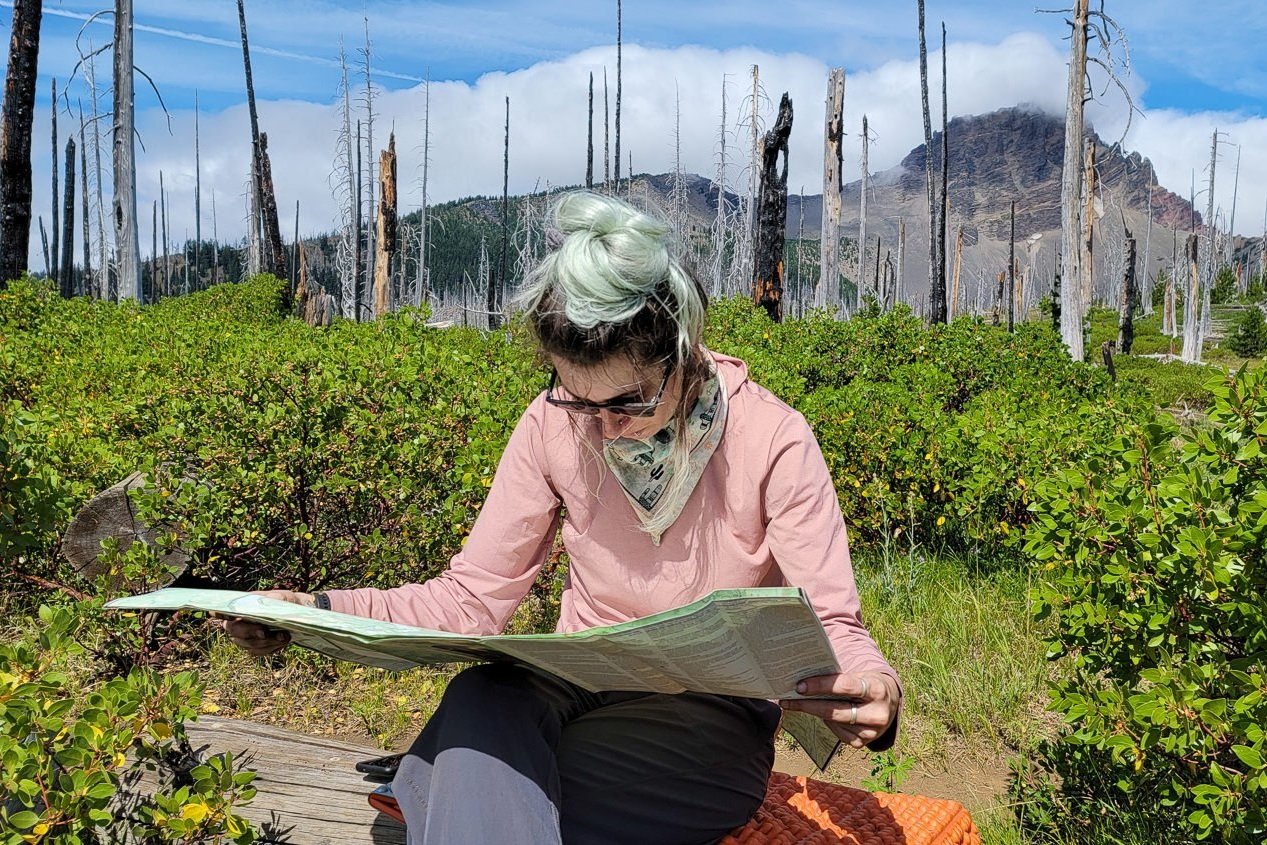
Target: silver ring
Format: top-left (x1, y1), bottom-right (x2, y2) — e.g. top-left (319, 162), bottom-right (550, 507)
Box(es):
top-left (849, 703), bottom-right (858, 726)
top-left (860, 678), bottom-right (870, 700)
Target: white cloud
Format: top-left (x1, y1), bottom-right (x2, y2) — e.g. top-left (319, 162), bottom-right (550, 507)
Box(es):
top-left (20, 31), bottom-right (1267, 272)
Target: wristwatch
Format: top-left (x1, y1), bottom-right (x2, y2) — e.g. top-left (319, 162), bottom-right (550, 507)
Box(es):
top-left (314, 592), bottom-right (331, 611)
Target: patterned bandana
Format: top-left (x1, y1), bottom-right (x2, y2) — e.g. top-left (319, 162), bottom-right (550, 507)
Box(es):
top-left (602, 365), bottom-right (728, 544)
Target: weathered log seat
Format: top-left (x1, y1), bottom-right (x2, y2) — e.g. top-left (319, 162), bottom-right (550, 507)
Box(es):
top-left (182, 717), bottom-right (980, 844)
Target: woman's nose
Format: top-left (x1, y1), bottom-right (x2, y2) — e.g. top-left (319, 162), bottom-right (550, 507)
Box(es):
top-left (599, 410), bottom-right (632, 439)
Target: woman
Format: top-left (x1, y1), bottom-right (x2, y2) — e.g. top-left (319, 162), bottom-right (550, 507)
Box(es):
top-left (226, 191), bottom-right (901, 845)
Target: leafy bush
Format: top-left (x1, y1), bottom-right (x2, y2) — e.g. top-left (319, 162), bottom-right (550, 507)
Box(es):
top-left (0, 278), bottom-right (1166, 595)
top-left (1227, 306), bottom-right (1267, 358)
top-left (0, 604), bottom-right (258, 843)
top-left (1018, 367), bottom-right (1267, 842)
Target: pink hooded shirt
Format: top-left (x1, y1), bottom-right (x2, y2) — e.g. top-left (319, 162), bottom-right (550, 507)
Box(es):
top-left (327, 353), bottom-right (899, 733)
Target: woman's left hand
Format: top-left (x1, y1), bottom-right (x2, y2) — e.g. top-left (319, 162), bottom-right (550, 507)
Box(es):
top-left (778, 671), bottom-right (901, 749)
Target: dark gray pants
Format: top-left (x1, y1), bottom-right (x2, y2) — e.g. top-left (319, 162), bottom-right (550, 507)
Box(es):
top-left (393, 663), bottom-right (780, 845)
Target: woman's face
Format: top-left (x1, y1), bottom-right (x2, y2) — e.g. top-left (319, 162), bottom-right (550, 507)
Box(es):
top-left (550, 355), bottom-right (681, 441)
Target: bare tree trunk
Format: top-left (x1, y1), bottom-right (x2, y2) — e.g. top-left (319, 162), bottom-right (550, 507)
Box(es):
top-left (78, 113), bottom-right (90, 296)
top-left (1141, 177), bottom-right (1154, 314)
top-left (490, 96), bottom-right (509, 331)
top-left (255, 133), bottom-right (287, 284)
top-left (416, 75), bottom-right (430, 309)
top-left (290, 198), bottom-right (298, 296)
top-left (603, 68), bottom-right (610, 190)
top-left (211, 188), bottom-right (219, 285)
top-left (50, 77), bottom-right (58, 288)
top-left (149, 198), bottom-right (155, 299)
top-left (1230, 144), bottom-right (1241, 288)
top-left (362, 21), bottom-right (376, 302)
top-left (373, 133), bottom-right (397, 318)
top-left (586, 71), bottom-right (594, 189)
top-left (711, 78), bottom-right (730, 293)
top-left (816, 68), bottom-right (844, 309)
top-left (1059, 0), bottom-right (1089, 360)
top-left (194, 90), bottom-right (201, 287)
top-left (614, 0), bottom-right (622, 184)
top-left (1117, 227), bottom-right (1136, 354)
top-left (752, 93), bottom-right (792, 322)
top-left (897, 217), bottom-right (906, 306)
top-left (38, 215), bottom-right (48, 276)
top-left (950, 225), bottom-right (963, 318)
top-left (939, 22), bottom-right (950, 312)
top-left (917, 0), bottom-right (944, 322)
top-left (1081, 138), bottom-right (1096, 312)
top-left (1201, 129), bottom-right (1218, 344)
top-left (354, 118), bottom-right (363, 319)
top-left (113, 0), bottom-right (142, 301)
top-left (1181, 233), bottom-right (1201, 362)
top-left (1008, 200), bottom-right (1016, 331)
top-left (159, 170), bottom-right (169, 295)
top-left (60, 136), bottom-right (75, 297)
top-left (237, 0), bottom-right (265, 275)
top-left (858, 114), bottom-right (868, 305)
top-left (0, 0), bottom-right (42, 285)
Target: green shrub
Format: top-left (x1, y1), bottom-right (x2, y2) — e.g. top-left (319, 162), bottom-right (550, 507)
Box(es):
top-left (0, 604), bottom-right (258, 843)
top-left (1019, 367), bottom-right (1267, 842)
top-left (1227, 306), bottom-right (1267, 358)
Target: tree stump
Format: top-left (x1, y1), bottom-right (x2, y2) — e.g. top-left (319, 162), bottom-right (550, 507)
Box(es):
top-left (62, 472), bottom-right (190, 590)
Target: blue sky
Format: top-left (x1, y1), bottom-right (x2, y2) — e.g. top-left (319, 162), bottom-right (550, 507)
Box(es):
top-left (5, 0), bottom-right (1267, 250)
top-left (19, 1), bottom-right (1267, 114)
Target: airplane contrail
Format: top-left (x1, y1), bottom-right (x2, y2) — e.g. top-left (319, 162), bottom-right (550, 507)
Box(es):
top-left (1, 2), bottom-right (427, 84)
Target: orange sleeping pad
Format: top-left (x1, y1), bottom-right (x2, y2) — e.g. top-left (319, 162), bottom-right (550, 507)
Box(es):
top-left (719, 771), bottom-right (982, 845)
top-left (367, 771), bottom-right (982, 844)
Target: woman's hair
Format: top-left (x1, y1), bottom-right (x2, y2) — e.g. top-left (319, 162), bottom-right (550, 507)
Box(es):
top-left (515, 191), bottom-right (713, 539)
top-left (515, 191), bottom-right (706, 366)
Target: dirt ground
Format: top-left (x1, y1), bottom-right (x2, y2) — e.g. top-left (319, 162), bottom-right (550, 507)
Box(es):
top-left (774, 745), bottom-right (1013, 818)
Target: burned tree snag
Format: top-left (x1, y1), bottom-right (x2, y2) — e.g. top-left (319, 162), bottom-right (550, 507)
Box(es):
top-left (816, 68), bottom-right (844, 309)
top-left (113, 0), bottom-right (142, 301)
top-left (257, 132), bottom-right (288, 285)
top-left (1117, 228), bottom-right (1136, 354)
top-left (373, 133), bottom-right (397, 318)
top-left (60, 136), bottom-right (75, 297)
top-left (752, 93), bottom-right (792, 322)
top-left (586, 72), bottom-right (594, 189)
top-left (1059, 0), bottom-right (1089, 360)
top-left (0, 0), bottom-right (42, 285)
top-left (917, 0), bottom-right (944, 323)
top-left (51, 78), bottom-right (58, 289)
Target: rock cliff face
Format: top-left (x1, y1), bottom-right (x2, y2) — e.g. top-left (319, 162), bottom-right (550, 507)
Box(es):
top-left (896, 107), bottom-right (1198, 240)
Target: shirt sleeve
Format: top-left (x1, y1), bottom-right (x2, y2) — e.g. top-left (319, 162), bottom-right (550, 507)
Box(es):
top-left (324, 395), bottom-right (562, 635)
top-left (762, 410), bottom-right (904, 751)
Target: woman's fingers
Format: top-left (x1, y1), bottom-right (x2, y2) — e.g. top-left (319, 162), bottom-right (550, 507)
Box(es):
top-left (222, 617), bottom-right (291, 655)
top-left (779, 697), bottom-right (889, 731)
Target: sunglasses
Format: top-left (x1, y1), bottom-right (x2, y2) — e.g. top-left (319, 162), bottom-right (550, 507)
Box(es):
top-left (545, 365), bottom-right (672, 417)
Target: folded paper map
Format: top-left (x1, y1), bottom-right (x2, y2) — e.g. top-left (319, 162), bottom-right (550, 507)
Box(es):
top-left (107, 586), bottom-right (844, 769)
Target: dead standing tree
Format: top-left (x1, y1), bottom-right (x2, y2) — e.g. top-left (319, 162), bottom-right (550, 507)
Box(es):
top-left (1117, 225), bottom-right (1137, 353)
top-left (0, 0), bottom-right (42, 286)
top-left (916, 0), bottom-right (945, 322)
top-left (816, 68), bottom-right (844, 309)
top-left (113, 0), bottom-right (142, 301)
top-left (1047, 0), bottom-right (1136, 360)
top-left (236, 0), bottom-right (286, 282)
top-left (752, 93), bottom-right (792, 322)
top-left (60, 136), bottom-right (76, 296)
top-left (372, 133), bottom-right (397, 318)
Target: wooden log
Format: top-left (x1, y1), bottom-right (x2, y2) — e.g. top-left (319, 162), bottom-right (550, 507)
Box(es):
top-left (752, 93), bottom-right (793, 322)
top-left (62, 472), bottom-right (190, 589)
top-left (126, 716), bottom-right (404, 844)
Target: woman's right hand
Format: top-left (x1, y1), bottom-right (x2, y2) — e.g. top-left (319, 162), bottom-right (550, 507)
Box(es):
top-left (219, 590), bottom-right (315, 657)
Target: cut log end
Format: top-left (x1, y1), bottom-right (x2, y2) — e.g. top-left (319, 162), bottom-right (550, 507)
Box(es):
top-left (62, 472), bottom-right (190, 590)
